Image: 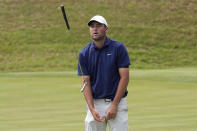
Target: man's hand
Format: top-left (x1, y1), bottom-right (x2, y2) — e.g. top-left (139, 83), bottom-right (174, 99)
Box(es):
top-left (90, 108), bottom-right (105, 122)
top-left (106, 104), bottom-right (118, 120)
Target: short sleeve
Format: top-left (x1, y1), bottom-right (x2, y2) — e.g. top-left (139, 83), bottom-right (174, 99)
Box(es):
top-left (117, 44), bottom-right (131, 68)
top-left (78, 51), bottom-right (89, 76)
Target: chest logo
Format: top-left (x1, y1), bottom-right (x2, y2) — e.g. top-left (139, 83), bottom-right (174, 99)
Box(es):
top-left (107, 53), bottom-right (111, 56)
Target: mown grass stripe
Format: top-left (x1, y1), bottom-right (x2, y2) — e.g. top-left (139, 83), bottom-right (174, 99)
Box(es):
top-left (0, 69), bottom-right (197, 130)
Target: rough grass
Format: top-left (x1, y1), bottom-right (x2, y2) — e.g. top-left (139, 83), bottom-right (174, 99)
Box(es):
top-left (0, 68), bottom-right (197, 130)
top-left (0, 0), bottom-right (197, 72)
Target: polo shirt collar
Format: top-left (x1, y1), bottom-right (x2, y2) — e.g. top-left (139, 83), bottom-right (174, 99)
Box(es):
top-left (90, 37), bottom-right (110, 50)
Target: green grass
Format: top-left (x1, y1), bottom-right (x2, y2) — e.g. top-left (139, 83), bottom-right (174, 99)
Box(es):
top-left (0, 68), bottom-right (197, 131)
top-left (0, 0), bottom-right (197, 72)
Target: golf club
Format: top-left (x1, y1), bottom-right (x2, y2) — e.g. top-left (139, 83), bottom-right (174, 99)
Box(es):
top-left (78, 62), bottom-right (88, 92)
top-left (60, 5), bottom-right (70, 30)
top-left (60, 4), bottom-right (87, 92)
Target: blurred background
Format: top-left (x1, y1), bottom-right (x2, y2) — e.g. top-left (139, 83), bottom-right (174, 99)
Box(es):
top-left (0, 0), bottom-right (196, 72)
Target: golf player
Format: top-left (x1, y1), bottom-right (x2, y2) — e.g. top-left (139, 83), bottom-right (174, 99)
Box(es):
top-left (78, 15), bottom-right (130, 131)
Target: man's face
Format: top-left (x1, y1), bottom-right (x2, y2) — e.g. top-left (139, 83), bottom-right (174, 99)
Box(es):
top-left (89, 21), bottom-right (108, 41)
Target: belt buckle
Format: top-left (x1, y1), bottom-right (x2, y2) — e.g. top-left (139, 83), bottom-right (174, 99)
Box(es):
top-left (104, 99), bottom-right (112, 102)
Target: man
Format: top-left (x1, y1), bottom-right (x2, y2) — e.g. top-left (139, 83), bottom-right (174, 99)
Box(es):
top-left (78, 15), bottom-right (130, 131)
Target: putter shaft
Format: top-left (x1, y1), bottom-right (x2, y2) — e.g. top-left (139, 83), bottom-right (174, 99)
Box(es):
top-left (80, 81), bottom-right (88, 92)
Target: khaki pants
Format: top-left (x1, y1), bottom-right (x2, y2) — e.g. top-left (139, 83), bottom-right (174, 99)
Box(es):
top-left (85, 98), bottom-right (128, 131)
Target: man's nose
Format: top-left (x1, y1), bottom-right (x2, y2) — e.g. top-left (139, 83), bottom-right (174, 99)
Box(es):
top-left (92, 27), bottom-right (98, 31)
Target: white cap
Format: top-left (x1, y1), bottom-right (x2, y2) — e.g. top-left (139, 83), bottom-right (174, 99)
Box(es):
top-left (88, 15), bottom-right (108, 27)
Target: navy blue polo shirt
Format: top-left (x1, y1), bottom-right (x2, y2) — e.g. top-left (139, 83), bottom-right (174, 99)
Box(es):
top-left (78, 37), bottom-right (130, 99)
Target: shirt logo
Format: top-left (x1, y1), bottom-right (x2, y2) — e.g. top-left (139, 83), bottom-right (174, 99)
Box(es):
top-left (107, 53), bottom-right (111, 56)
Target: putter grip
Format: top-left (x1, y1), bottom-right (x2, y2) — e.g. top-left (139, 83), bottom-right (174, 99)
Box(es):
top-left (60, 5), bottom-right (70, 30)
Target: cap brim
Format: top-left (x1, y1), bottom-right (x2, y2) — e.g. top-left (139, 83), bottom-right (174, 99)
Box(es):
top-left (88, 20), bottom-right (94, 26)
top-left (88, 20), bottom-right (102, 26)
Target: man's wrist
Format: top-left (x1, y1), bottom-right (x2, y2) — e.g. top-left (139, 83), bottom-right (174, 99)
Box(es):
top-left (111, 101), bottom-right (119, 107)
top-left (89, 106), bottom-right (95, 112)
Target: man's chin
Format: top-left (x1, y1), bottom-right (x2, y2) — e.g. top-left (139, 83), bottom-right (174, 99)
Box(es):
top-left (92, 36), bottom-right (104, 41)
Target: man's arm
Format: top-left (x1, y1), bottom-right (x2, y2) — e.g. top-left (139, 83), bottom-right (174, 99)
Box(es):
top-left (106, 68), bottom-right (129, 120)
top-left (82, 76), bottom-right (105, 122)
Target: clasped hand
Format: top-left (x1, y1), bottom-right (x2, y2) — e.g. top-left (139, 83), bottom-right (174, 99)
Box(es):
top-left (91, 104), bottom-right (118, 122)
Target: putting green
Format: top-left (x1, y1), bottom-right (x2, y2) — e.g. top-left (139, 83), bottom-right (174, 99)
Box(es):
top-left (0, 68), bottom-right (197, 131)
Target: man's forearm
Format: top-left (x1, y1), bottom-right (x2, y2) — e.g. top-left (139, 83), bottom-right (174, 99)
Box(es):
top-left (83, 85), bottom-right (94, 110)
top-left (112, 77), bottom-right (129, 105)
top-left (112, 68), bottom-right (129, 106)
top-left (82, 77), bottom-right (94, 111)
